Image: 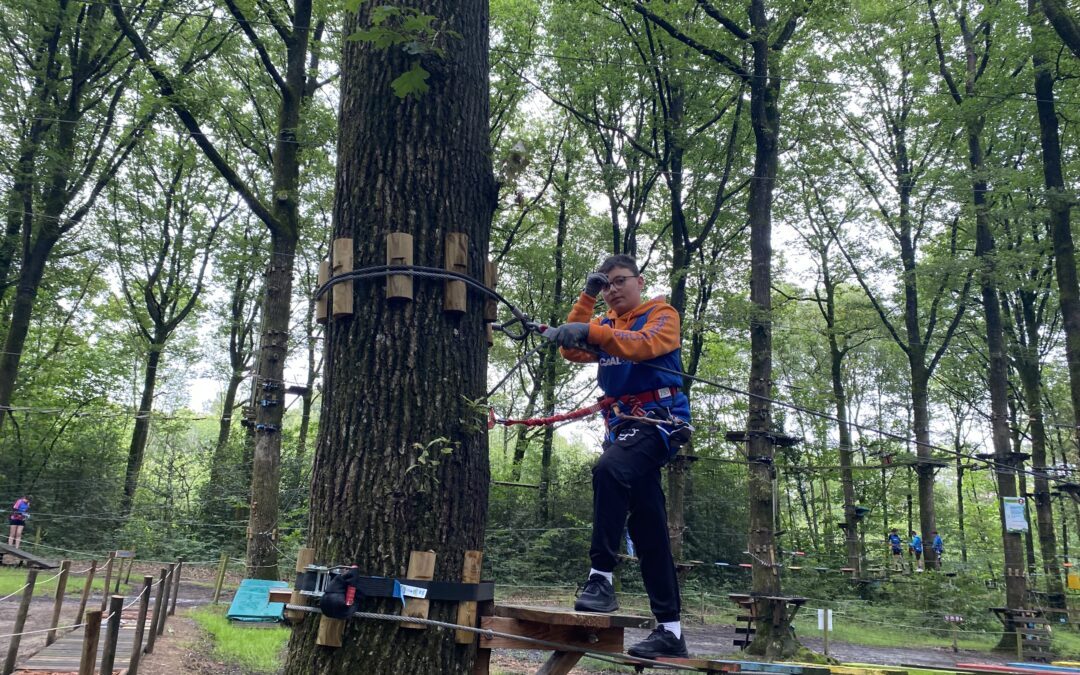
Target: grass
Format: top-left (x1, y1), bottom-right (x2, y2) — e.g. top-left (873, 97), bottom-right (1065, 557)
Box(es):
top-left (0, 566), bottom-right (131, 598)
top-left (191, 605), bottom-right (289, 673)
top-left (789, 612), bottom-right (998, 652)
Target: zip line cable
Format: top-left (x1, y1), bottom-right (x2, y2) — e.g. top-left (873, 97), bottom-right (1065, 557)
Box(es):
top-left (314, 264), bottom-right (1080, 496)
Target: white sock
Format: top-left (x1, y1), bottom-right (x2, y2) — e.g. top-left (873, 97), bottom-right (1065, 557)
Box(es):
top-left (588, 568), bottom-right (613, 584)
top-left (660, 621), bottom-right (682, 639)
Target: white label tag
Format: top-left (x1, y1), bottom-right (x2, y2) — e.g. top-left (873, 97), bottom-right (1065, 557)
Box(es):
top-left (399, 584), bottom-right (427, 599)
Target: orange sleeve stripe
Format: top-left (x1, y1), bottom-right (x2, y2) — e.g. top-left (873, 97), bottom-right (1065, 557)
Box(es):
top-left (588, 306), bottom-right (680, 361)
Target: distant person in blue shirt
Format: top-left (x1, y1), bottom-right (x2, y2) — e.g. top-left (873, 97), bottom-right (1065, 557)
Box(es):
top-left (888, 528), bottom-right (902, 571)
top-left (909, 530), bottom-right (924, 572)
top-left (7, 496), bottom-right (28, 550)
top-left (932, 531), bottom-right (944, 569)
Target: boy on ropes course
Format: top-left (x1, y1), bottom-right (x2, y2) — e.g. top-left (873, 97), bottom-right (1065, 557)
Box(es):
top-left (542, 254), bottom-right (692, 659)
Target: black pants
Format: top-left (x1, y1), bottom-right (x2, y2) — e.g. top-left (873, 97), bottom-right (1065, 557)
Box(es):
top-left (590, 422), bottom-right (681, 623)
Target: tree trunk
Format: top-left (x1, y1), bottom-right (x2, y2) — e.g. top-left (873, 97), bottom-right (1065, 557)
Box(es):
top-left (966, 124), bottom-right (1027, 647)
top-left (1031, 1), bottom-right (1080, 462)
top-left (282, 0), bottom-right (495, 670)
top-left (120, 344), bottom-right (164, 515)
top-left (744, 0), bottom-right (801, 656)
top-left (246, 235), bottom-right (296, 580)
top-left (956, 454), bottom-right (968, 563)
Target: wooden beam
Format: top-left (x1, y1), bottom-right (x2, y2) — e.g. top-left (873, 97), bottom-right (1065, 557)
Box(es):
top-left (284, 548), bottom-right (315, 624)
top-left (493, 603), bottom-right (654, 629)
top-left (46, 560), bottom-right (70, 646)
top-left (78, 610), bottom-right (102, 675)
top-left (478, 615), bottom-right (622, 652)
top-left (316, 260), bottom-right (330, 324)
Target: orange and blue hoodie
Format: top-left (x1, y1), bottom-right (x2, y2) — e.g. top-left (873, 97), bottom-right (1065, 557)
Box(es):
top-left (560, 293), bottom-right (691, 448)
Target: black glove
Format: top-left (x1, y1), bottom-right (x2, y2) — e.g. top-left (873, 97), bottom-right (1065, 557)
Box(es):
top-left (543, 322), bottom-right (592, 349)
top-left (583, 272), bottom-right (609, 298)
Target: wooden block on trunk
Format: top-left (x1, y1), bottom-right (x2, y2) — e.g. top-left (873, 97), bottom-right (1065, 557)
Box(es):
top-left (284, 548), bottom-right (315, 624)
top-left (455, 550), bottom-right (483, 643)
top-left (316, 260), bottom-right (330, 324)
top-left (316, 614), bottom-right (345, 647)
top-left (331, 238), bottom-right (353, 318)
top-left (478, 615), bottom-right (622, 651)
top-left (444, 233), bottom-right (468, 313)
top-left (400, 550), bottom-right (436, 629)
top-left (386, 233), bottom-right (414, 301)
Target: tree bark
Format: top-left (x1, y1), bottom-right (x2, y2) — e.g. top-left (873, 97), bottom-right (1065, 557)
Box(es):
top-left (1031, 0), bottom-right (1080, 463)
top-left (121, 344), bottom-right (163, 513)
top-left (281, 0), bottom-right (495, 670)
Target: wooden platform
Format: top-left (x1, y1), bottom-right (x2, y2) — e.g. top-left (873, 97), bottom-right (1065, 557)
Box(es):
top-left (0, 543), bottom-right (57, 569)
top-left (475, 604), bottom-right (653, 675)
top-left (15, 612), bottom-right (153, 673)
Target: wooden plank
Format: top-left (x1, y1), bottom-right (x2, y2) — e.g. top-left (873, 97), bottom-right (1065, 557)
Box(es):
top-left (656, 656), bottom-right (742, 672)
top-left (478, 616), bottom-right (622, 651)
top-left (270, 588), bottom-right (294, 604)
top-left (400, 550), bottom-right (436, 629)
top-left (455, 550), bottom-right (483, 644)
top-left (493, 604), bottom-right (653, 629)
top-left (0, 543), bottom-right (57, 569)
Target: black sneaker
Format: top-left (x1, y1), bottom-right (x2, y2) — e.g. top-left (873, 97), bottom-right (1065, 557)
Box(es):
top-left (627, 626), bottom-right (689, 659)
top-left (573, 573), bottom-right (619, 613)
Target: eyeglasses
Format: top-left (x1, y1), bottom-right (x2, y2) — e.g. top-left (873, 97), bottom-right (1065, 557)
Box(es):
top-left (602, 274), bottom-right (639, 292)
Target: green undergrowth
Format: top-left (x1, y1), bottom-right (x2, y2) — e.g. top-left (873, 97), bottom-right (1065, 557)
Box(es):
top-left (191, 605), bottom-right (289, 673)
top-left (1053, 629), bottom-right (1080, 659)
top-left (788, 611), bottom-right (997, 652)
top-left (0, 566), bottom-right (131, 598)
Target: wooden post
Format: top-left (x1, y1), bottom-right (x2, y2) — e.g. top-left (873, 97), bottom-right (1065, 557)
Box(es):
top-left (168, 557), bottom-right (183, 616)
top-left (78, 609), bottom-right (102, 675)
top-left (386, 233), bottom-right (414, 301)
top-left (212, 553), bottom-right (228, 604)
top-left (76, 559), bottom-right (97, 624)
top-left (143, 568), bottom-right (166, 654)
top-left (455, 550), bottom-right (483, 643)
top-left (1016, 626), bottom-right (1024, 660)
top-left (285, 548), bottom-right (316, 624)
top-left (99, 594), bottom-right (124, 674)
top-left (952, 624), bottom-right (959, 653)
top-left (114, 558), bottom-right (124, 594)
top-left (401, 550), bottom-right (437, 629)
top-left (316, 260), bottom-right (330, 324)
top-left (2, 569), bottom-right (37, 675)
top-left (444, 233), bottom-right (468, 313)
top-left (483, 261), bottom-right (498, 322)
top-left (157, 563), bottom-right (175, 636)
top-left (331, 238), bottom-right (354, 318)
top-left (127, 575), bottom-right (153, 675)
top-left (99, 552), bottom-right (115, 612)
top-left (46, 559), bottom-right (71, 645)
top-left (124, 555), bottom-right (135, 585)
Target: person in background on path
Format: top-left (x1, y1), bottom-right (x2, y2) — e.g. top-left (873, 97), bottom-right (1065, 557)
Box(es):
top-left (545, 254), bottom-right (692, 659)
top-left (909, 530), bottom-right (924, 572)
top-left (888, 528), bottom-right (903, 572)
top-left (8, 496), bottom-right (28, 549)
top-left (932, 531), bottom-right (944, 569)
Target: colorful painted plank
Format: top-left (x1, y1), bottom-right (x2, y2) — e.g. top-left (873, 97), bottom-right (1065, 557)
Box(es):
top-left (958, 664), bottom-right (1066, 675)
top-left (1006, 666), bottom-right (1080, 674)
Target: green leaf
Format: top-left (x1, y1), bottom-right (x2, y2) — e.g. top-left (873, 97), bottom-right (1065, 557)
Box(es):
top-left (391, 61), bottom-right (430, 98)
